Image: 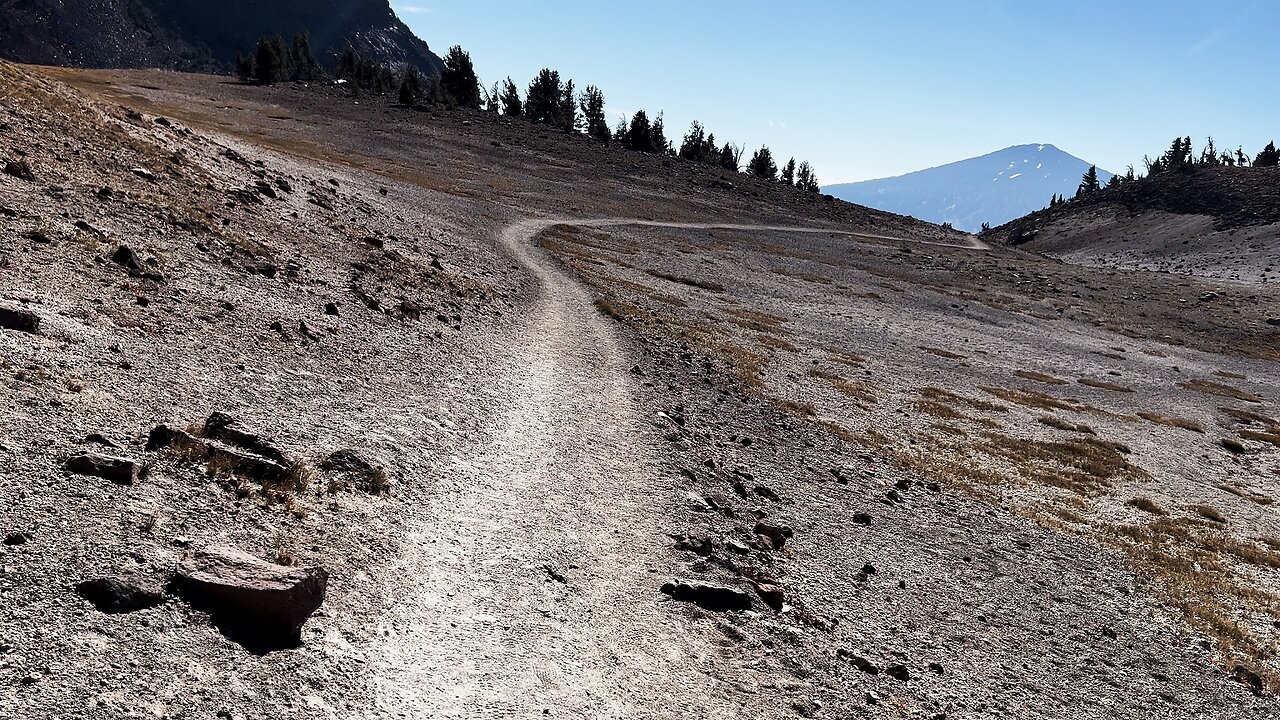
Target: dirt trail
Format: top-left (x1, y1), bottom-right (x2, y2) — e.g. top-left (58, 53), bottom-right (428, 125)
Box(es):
top-left (362, 215), bottom-right (986, 717)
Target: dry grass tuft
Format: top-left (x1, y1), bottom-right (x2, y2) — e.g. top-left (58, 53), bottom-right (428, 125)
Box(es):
top-left (972, 431), bottom-right (1142, 495)
top-left (1183, 380), bottom-right (1263, 404)
top-left (920, 387), bottom-right (1006, 413)
top-left (1079, 378), bottom-right (1135, 393)
top-left (1190, 504), bottom-right (1227, 524)
top-left (594, 295), bottom-right (641, 321)
top-left (1239, 429), bottom-right (1280, 448)
top-left (1038, 416), bottom-right (1096, 434)
top-left (1221, 407), bottom-right (1278, 427)
top-left (914, 400), bottom-right (967, 420)
top-left (777, 399), bottom-right (817, 417)
top-left (1127, 496), bottom-right (1167, 515)
top-left (980, 386), bottom-right (1080, 412)
top-left (1220, 437), bottom-right (1248, 454)
top-left (650, 271), bottom-right (725, 292)
top-left (1137, 411), bottom-right (1205, 433)
top-left (809, 368), bottom-right (877, 404)
top-left (1015, 370), bottom-right (1067, 385)
top-left (757, 334), bottom-right (798, 353)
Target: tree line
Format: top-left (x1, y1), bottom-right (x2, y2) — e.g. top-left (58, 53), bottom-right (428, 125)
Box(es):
top-left (233, 35), bottom-right (822, 191)
top-left (1043, 135), bottom-right (1279, 209)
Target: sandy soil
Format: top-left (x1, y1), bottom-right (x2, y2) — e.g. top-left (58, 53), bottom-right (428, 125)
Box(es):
top-left (1, 63), bottom-right (1278, 719)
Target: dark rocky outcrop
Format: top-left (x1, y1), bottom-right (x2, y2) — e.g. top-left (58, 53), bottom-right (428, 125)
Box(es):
top-left (660, 580), bottom-right (753, 612)
top-left (0, 0), bottom-right (443, 75)
top-left (0, 306), bottom-right (40, 334)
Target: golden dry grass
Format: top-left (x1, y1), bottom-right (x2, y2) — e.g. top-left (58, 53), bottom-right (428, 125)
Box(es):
top-left (1222, 407), bottom-right (1278, 427)
top-left (1079, 378), bottom-right (1135, 393)
top-left (1239, 429), bottom-right (1280, 447)
top-left (757, 334), bottom-right (798, 353)
top-left (1127, 496), bottom-right (1167, 515)
top-left (1183, 379), bottom-right (1263, 404)
top-left (1015, 370), bottom-right (1067, 385)
top-left (920, 387), bottom-right (1006, 413)
top-left (1038, 416), bottom-right (1096, 434)
top-left (980, 386), bottom-right (1080, 412)
top-left (809, 368), bottom-right (877, 404)
top-left (649, 271), bottom-right (725, 292)
top-left (1137, 411), bottom-right (1205, 433)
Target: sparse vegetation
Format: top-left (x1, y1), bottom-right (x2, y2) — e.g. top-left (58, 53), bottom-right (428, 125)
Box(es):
top-left (1038, 416), bottom-right (1096, 434)
top-left (1137, 411), bottom-right (1205, 433)
top-left (1182, 379), bottom-right (1263, 404)
top-left (1078, 378), bottom-right (1134, 393)
top-left (1014, 370), bottom-right (1067, 385)
top-left (1128, 496), bottom-right (1167, 515)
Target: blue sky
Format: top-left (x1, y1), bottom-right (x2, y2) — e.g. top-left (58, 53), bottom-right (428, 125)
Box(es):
top-left (392, 1), bottom-right (1277, 184)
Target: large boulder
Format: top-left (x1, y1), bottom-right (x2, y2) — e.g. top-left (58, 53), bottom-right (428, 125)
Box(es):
top-left (660, 580), bottom-right (753, 612)
top-left (175, 546), bottom-right (327, 647)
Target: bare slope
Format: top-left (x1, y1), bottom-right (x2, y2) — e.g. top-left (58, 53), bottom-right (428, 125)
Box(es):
top-left (2, 63), bottom-right (1278, 718)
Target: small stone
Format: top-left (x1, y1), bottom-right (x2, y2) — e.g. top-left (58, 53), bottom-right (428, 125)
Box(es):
top-left (753, 521), bottom-right (794, 549)
top-left (754, 583), bottom-right (785, 611)
top-left (838, 649), bottom-right (879, 675)
top-left (928, 662), bottom-right (944, 674)
top-left (324, 302), bottom-right (340, 316)
top-left (83, 433), bottom-right (120, 449)
top-left (3, 159), bottom-right (34, 181)
top-left (3, 532), bottom-right (29, 546)
top-left (851, 512), bottom-right (872, 526)
top-left (129, 167), bottom-right (156, 182)
top-left (64, 453), bottom-right (140, 485)
top-left (1267, 318), bottom-right (1280, 327)
top-left (146, 424), bottom-right (198, 452)
top-left (885, 664), bottom-right (910, 681)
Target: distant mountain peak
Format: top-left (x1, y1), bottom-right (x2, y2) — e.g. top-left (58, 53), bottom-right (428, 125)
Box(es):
top-left (824, 145), bottom-right (1110, 232)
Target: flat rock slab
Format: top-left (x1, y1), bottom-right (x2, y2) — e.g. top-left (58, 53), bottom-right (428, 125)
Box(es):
top-left (64, 453), bottom-right (140, 485)
top-left (175, 546), bottom-right (327, 647)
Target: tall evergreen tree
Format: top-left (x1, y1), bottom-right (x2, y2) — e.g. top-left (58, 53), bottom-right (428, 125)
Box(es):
top-left (1254, 141), bottom-right (1279, 167)
top-left (234, 53), bottom-right (254, 82)
top-left (558, 79), bottom-right (578, 133)
top-left (289, 32), bottom-right (316, 81)
top-left (679, 121), bottom-right (708, 161)
top-left (483, 81), bottom-right (501, 113)
top-left (780, 158), bottom-right (797, 186)
top-left (500, 77), bottom-right (523, 116)
top-left (718, 142), bottom-right (741, 171)
top-left (399, 64), bottom-right (423, 107)
top-left (649, 112), bottom-right (671, 155)
top-left (253, 36), bottom-right (286, 84)
top-left (1075, 165), bottom-right (1100, 197)
top-left (747, 146), bottom-right (778, 180)
top-left (579, 85), bottom-right (609, 141)
top-left (622, 110), bottom-right (654, 152)
top-left (440, 46), bottom-right (481, 108)
top-left (524, 68), bottom-right (563, 125)
top-left (796, 161), bottom-right (819, 192)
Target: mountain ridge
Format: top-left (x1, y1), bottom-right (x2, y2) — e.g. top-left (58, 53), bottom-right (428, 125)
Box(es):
top-left (824, 143), bottom-right (1112, 232)
top-left (0, 0), bottom-right (443, 75)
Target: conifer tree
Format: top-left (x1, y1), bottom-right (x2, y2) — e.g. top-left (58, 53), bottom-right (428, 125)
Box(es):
top-left (1076, 165), bottom-right (1100, 197)
top-left (1254, 141), bottom-right (1279, 167)
top-left (679, 121), bottom-right (708, 161)
top-left (289, 32), bottom-right (316, 81)
top-left (234, 53), bottom-right (254, 82)
top-left (399, 64), bottom-right (423, 107)
top-left (649, 112), bottom-right (671, 155)
top-left (579, 85), bottom-right (610, 141)
top-left (253, 36), bottom-right (286, 84)
top-left (747, 146), bottom-right (778, 180)
top-left (780, 158), bottom-right (797, 186)
top-left (500, 77), bottom-right (523, 116)
top-left (558, 79), bottom-right (577, 133)
top-left (622, 110), bottom-right (654, 152)
top-left (440, 46), bottom-right (481, 109)
top-left (718, 142), bottom-right (741, 171)
top-left (796, 161), bottom-right (819, 192)
top-left (525, 69), bottom-right (563, 125)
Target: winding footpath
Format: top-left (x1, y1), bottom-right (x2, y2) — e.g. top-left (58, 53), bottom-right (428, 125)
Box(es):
top-left (367, 217), bottom-right (985, 718)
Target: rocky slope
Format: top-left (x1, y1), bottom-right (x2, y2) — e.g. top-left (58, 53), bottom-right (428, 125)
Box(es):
top-left (989, 165), bottom-right (1280, 283)
top-left (0, 0), bottom-right (443, 74)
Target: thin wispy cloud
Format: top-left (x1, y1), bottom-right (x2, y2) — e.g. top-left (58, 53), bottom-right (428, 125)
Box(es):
top-left (1190, 29), bottom-right (1227, 53)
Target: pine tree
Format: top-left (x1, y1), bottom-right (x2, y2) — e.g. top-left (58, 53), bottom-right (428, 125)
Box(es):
top-left (440, 46), bottom-right (481, 109)
top-left (524, 69), bottom-right (563, 125)
top-left (558, 79), bottom-right (577, 133)
top-left (796, 161), bottom-right (819, 192)
top-left (500, 77), bottom-right (523, 116)
top-left (399, 64), bottom-right (423, 107)
top-left (289, 32), bottom-right (316, 81)
top-left (679, 121), bottom-right (707, 161)
top-left (1076, 165), bottom-right (1100, 197)
top-left (234, 53), bottom-right (255, 82)
top-left (649, 112), bottom-right (670, 155)
top-left (780, 158), bottom-right (797, 186)
top-left (747, 146), bottom-right (778, 180)
top-left (579, 86), bottom-right (609, 142)
top-left (1254, 141), bottom-right (1279, 167)
top-left (622, 110), bottom-right (654, 152)
top-left (1236, 147), bottom-right (1250, 167)
top-left (483, 81), bottom-right (501, 113)
top-left (253, 36), bottom-right (285, 85)
top-left (718, 142), bottom-right (741, 171)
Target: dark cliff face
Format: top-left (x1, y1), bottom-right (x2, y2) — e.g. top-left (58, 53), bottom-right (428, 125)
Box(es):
top-left (0, 0), bottom-right (442, 73)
